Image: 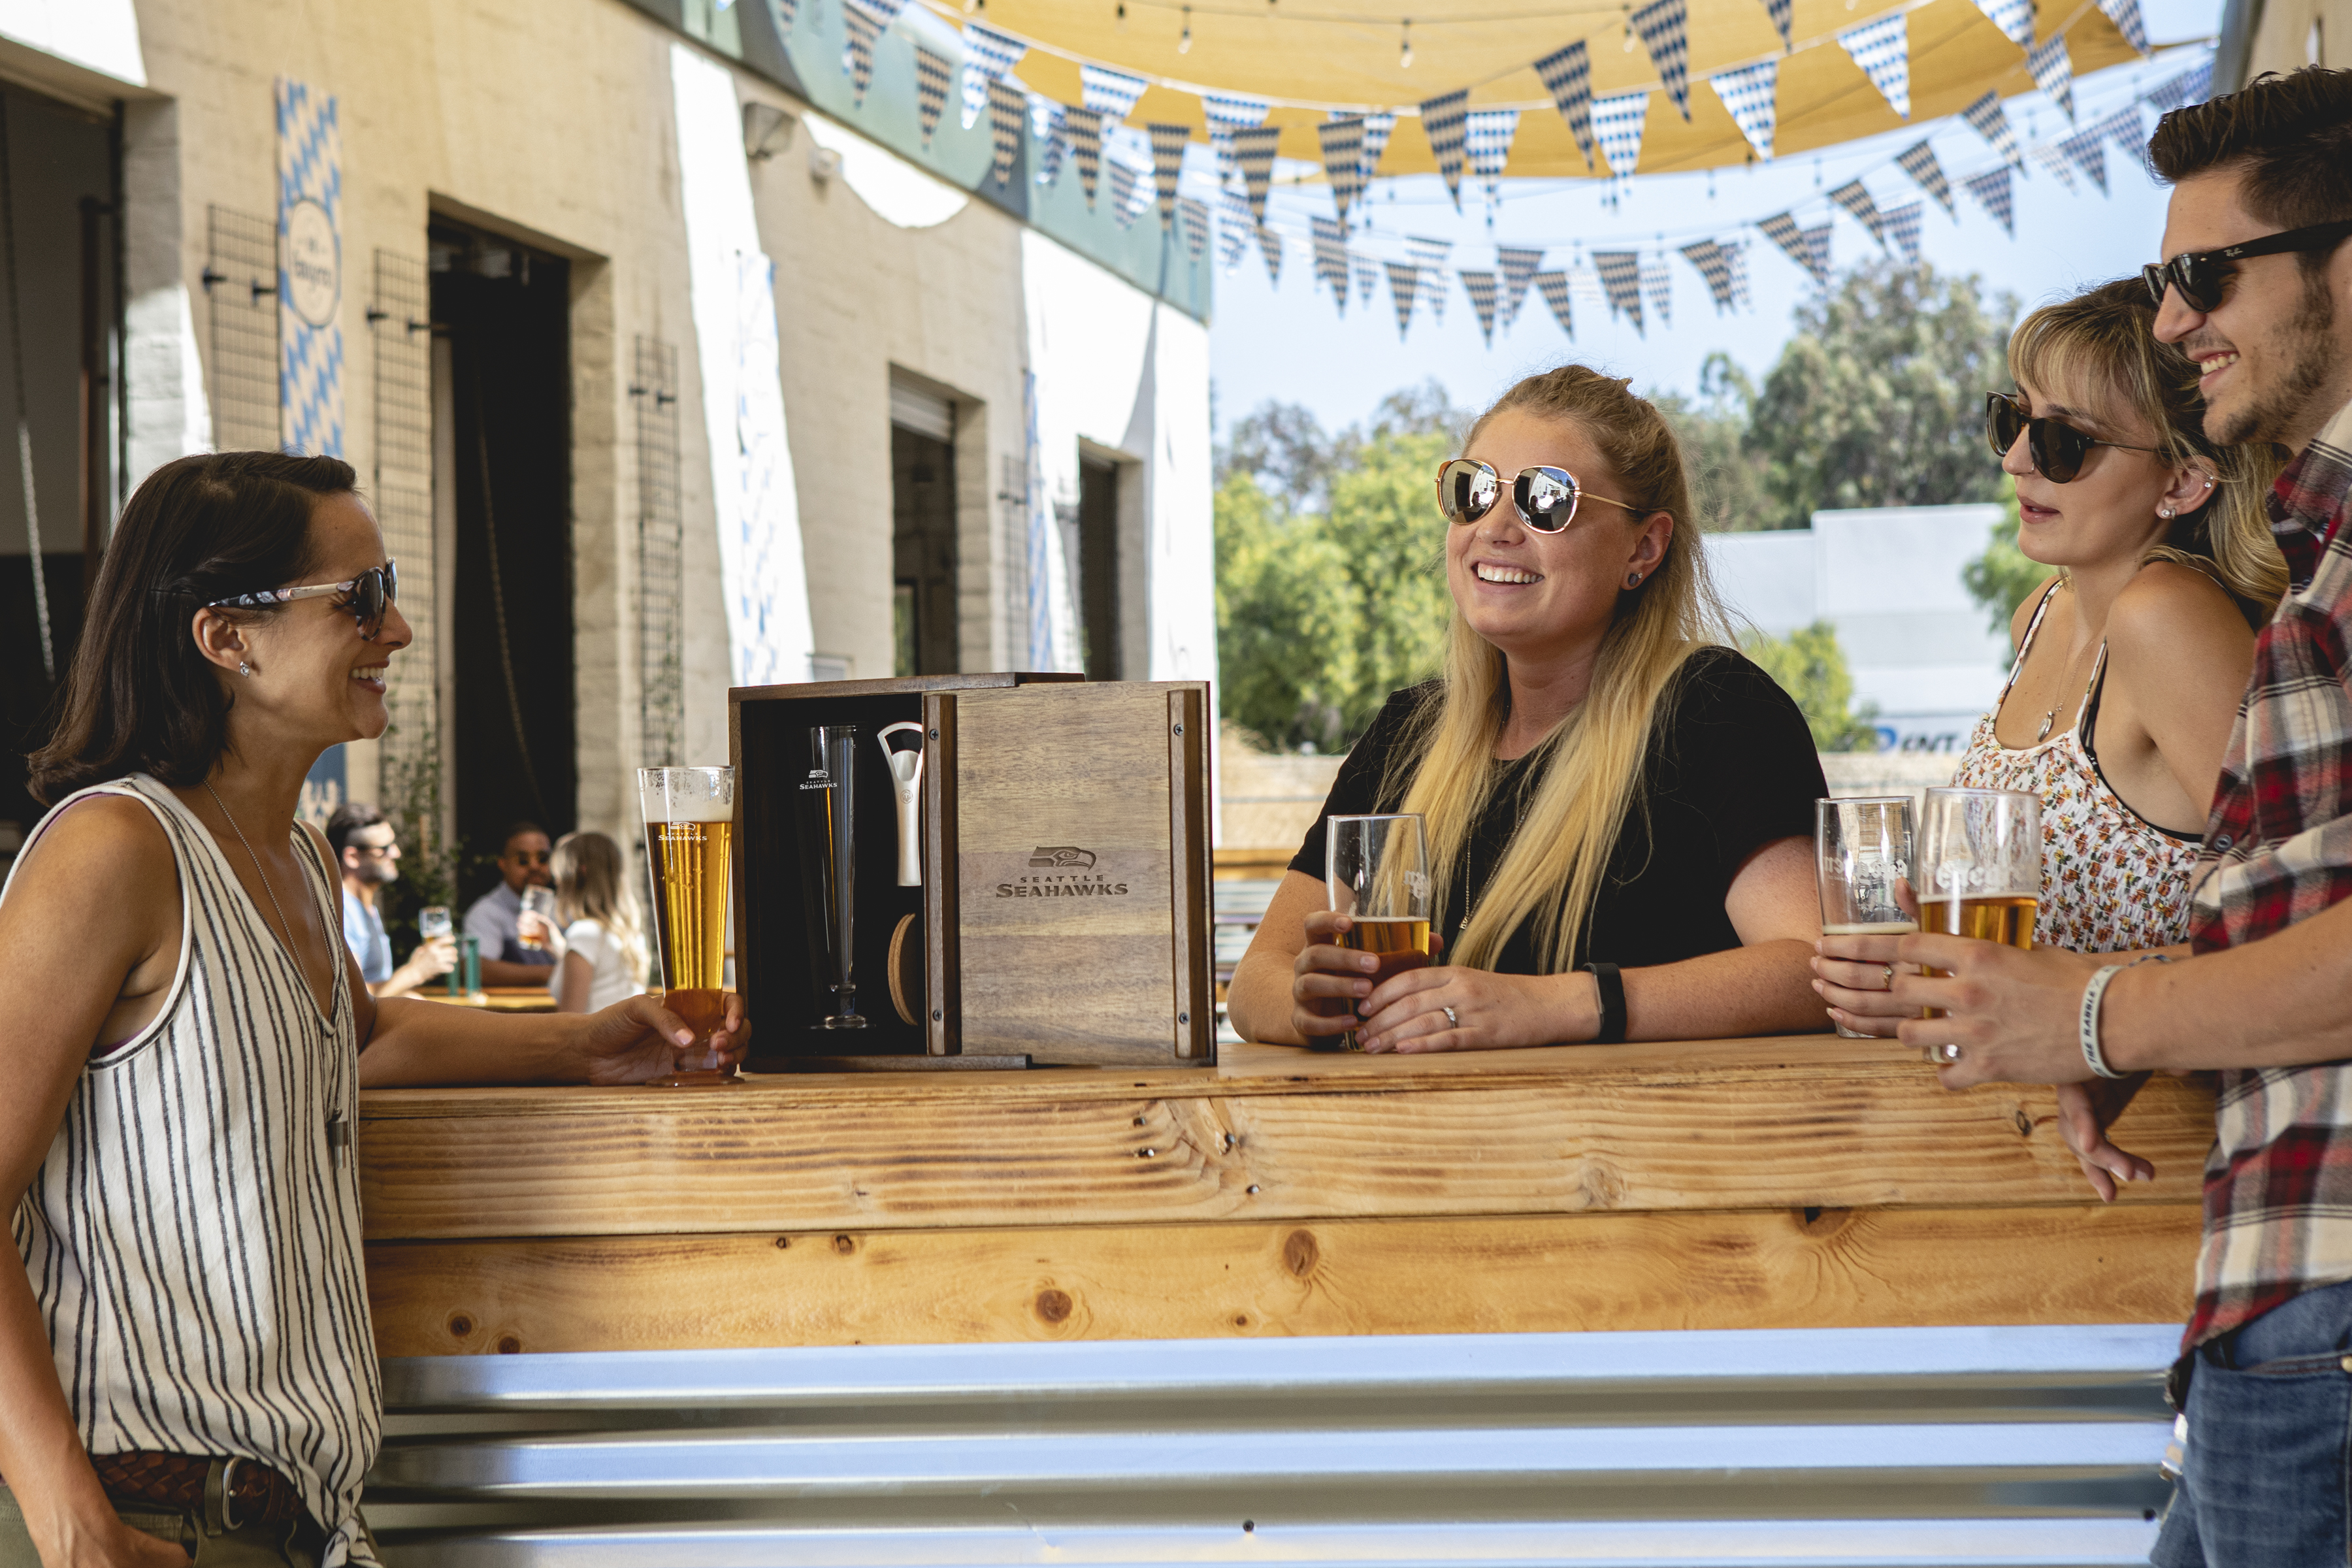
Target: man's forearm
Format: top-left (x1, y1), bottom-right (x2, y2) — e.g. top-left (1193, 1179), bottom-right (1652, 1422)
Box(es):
top-left (357, 997), bottom-right (583, 1086)
top-left (2104, 897), bottom-right (2352, 1073)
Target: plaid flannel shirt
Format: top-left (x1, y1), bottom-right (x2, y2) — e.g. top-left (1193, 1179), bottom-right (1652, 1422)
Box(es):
top-left (2183, 394), bottom-right (2352, 1350)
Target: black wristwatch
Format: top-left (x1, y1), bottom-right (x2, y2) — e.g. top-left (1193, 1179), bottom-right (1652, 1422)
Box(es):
top-left (1582, 962), bottom-right (1627, 1044)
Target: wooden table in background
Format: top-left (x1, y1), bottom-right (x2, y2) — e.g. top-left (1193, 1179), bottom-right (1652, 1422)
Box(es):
top-left (410, 986), bottom-right (558, 1013)
top-left (358, 1036), bottom-right (2213, 1358)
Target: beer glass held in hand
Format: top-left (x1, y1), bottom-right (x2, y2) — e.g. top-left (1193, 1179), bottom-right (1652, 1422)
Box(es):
top-left (1816, 795), bottom-right (1916, 1039)
top-left (1914, 786), bottom-right (2040, 1024)
top-left (638, 765), bottom-right (738, 1086)
top-left (1326, 813), bottom-right (1431, 1052)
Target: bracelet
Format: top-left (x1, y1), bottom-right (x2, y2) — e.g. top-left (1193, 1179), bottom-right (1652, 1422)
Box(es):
top-left (1583, 962), bottom-right (1627, 1045)
top-left (2079, 965), bottom-right (2131, 1079)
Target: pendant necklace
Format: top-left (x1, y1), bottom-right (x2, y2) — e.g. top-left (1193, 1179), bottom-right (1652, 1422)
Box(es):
top-left (205, 781), bottom-right (302, 970)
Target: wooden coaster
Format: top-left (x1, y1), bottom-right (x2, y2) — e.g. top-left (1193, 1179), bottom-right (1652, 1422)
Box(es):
top-left (887, 913), bottom-right (921, 1025)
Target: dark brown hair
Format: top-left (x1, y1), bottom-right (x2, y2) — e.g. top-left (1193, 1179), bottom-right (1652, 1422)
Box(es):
top-left (2148, 67), bottom-right (2352, 251)
top-left (325, 801), bottom-right (388, 858)
top-left (27, 451), bottom-right (356, 804)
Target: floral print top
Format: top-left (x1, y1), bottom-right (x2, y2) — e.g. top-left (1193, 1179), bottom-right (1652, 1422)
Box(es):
top-left (1950, 581), bottom-right (2201, 955)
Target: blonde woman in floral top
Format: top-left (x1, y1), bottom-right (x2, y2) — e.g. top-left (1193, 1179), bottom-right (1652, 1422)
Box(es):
top-left (1816, 278), bottom-right (2284, 1033)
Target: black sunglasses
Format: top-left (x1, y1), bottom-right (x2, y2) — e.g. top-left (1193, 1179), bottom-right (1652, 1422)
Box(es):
top-left (2141, 217), bottom-right (2352, 313)
top-left (1985, 393), bottom-right (2159, 484)
top-left (206, 561), bottom-right (400, 642)
top-left (1435, 459), bottom-right (1644, 533)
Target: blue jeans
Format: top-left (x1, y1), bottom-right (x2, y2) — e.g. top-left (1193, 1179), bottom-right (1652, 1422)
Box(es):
top-left (2153, 1275), bottom-right (2352, 1567)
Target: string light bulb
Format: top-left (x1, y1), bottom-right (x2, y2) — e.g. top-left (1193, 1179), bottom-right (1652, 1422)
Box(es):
top-left (1179, 5), bottom-right (1192, 50)
top-left (1399, 18), bottom-right (1413, 67)
top-left (1116, 1), bottom-right (1128, 29)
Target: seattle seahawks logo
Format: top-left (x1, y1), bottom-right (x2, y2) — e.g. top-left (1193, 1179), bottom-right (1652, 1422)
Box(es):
top-left (1028, 845), bottom-right (1097, 870)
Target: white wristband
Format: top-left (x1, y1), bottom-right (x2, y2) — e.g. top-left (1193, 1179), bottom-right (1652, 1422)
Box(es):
top-left (2079, 964), bottom-right (2129, 1079)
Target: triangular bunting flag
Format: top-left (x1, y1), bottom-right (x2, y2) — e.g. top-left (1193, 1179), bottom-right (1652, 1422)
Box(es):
top-left (1570, 264), bottom-right (1605, 306)
top-left (1725, 240), bottom-right (1752, 308)
top-left (1258, 223), bottom-right (1283, 288)
top-left (1882, 199), bottom-right (1925, 263)
top-left (959, 22), bottom-right (1026, 129)
top-left (1838, 11), bottom-right (1910, 120)
top-left (1961, 90), bottom-right (2023, 167)
top-left (2031, 140), bottom-right (2078, 193)
top-left (2098, 0), bottom-right (2150, 54)
top-left (1109, 155), bottom-right (1142, 229)
top-left (1081, 62), bottom-right (1149, 123)
top-left (1895, 139), bottom-right (1956, 217)
top-left (1031, 97), bottom-right (1069, 186)
top-left (1961, 165), bottom-right (2016, 236)
top-left (1593, 250), bottom-right (1645, 335)
top-left (1641, 252), bottom-right (1673, 329)
top-left (1149, 122), bottom-right (1191, 229)
top-left (2056, 126), bottom-right (2108, 193)
top-left (1759, 0), bottom-right (1793, 50)
top-left (1068, 105), bottom-right (1105, 208)
top-left (2027, 33), bottom-right (2075, 123)
top-left (1218, 189), bottom-right (1252, 269)
top-left (1497, 246), bottom-right (1543, 326)
top-left (1310, 216), bottom-right (1350, 309)
top-left (1384, 259), bottom-right (1418, 340)
top-left (1629, 0), bottom-right (1693, 122)
top-left (1354, 252), bottom-right (1380, 308)
top-left (1203, 92), bottom-right (1269, 186)
top-left (776, 0), bottom-right (798, 41)
top-left (1232, 123), bottom-right (1281, 225)
top-left (913, 44), bottom-right (953, 146)
top-left (1420, 90), bottom-right (1473, 211)
top-left (1830, 180), bottom-right (1887, 247)
top-left (987, 78), bottom-right (1027, 187)
top-left (1593, 92), bottom-right (1648, 180)
top-left (1409, 235), bottom-right (1451, 323)
top-left (1710, 59), bottom-right (1778, 161)
top-left (1972, 0), bottom-right (2034, 46)
top-left (2144, 61), bottom-right (2210, 114)
top-left (841, 0), bottom-right (906, 106)
top-left (1465, 110), bottom-right (1519, 212)
top-left (1534, 42), bottom-right (1596, 168)
top-left (1679, 240), bottom-right (1735, 311)
top-left (1758, 211), bottom-right (1820, 283)
top-left (1359, 113), bottom-right (1396, 191)
top-left (1460, 269), bottom-right (1501, 346)
top-left (1535, 269), bottom-right (1576, 338)
top-left (1802, 223), bottom-right (1834, 283)
top-left (1318, 118), bottom-right (1367, 225)
top-left (1179, 196), bottom-right (1209, 259)
top-left (2099, 103), bottom-right (2147, 163)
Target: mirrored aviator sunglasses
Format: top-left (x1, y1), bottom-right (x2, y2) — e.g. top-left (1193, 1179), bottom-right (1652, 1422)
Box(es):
top-left (1434, 459), bottom-right (1588, 532)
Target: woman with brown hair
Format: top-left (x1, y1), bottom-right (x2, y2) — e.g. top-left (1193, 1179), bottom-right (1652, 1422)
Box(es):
top-left (0, 453), bottom-right (747, 1567)
top-left (1226, 366), bottom-right (1833, 1051)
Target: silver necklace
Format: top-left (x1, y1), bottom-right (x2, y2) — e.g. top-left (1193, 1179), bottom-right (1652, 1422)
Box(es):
top-left (204, 781), bottom-right (302, 968)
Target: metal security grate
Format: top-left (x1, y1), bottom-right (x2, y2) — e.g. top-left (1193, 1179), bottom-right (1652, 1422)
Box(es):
top-left (371, 252), bottom-right (436, 794)
top-left (632, 337), bottom-right (683, 769)
top-left (204, 206), bottom-right (278, 451)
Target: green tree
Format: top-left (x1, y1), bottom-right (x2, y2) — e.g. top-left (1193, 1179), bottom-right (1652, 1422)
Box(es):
top-left (1658, 352), bottom-right (1775, 531)
top-left (372, 694), bottom-right (461, 955)
top-left (1323, 427), bottom-right (1454, 736)
top-left (1741, 620), bottom-right (1880, 752)
top-left (1215, 468), bottom-right (1362, 751)
top-left (1744, 259), bottom-right (2017, 530)
top-left (1961, 495), bottom-right (2050, 637)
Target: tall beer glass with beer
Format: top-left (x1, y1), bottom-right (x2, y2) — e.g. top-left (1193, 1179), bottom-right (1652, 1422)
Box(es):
top-left (1816, 795), bottom-right (1915, 1039)
top-left (1326, 813), bottom-right (1430, 1051)
top-left (1916, 786), bottom-right (2040, 1022)
top-left (638, 765), bottom-right (737, 1086)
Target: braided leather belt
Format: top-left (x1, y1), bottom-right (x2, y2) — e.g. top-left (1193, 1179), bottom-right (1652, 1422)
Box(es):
top-left (90, 1452), bottom-right (307, 1531)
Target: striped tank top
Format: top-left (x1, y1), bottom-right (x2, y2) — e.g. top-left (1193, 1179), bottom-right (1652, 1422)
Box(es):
top-left (2, 776), bottom-right (380, 1566)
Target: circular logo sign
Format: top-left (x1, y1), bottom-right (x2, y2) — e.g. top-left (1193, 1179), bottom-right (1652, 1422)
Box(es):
top-left (283, 199), bottom-right (339, 328)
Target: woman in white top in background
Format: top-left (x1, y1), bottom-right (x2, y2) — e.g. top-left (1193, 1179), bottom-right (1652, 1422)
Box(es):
top-left (525, 831), bottom-right (650, 1013)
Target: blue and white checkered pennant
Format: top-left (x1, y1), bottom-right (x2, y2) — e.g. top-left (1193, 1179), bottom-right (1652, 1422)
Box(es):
top-left (775, 0), bottom-right (799, 40)
top-left (1068, 105), bottom-right (1106, 208)
top-left (1838, 11), bottom-right (1910, 119)
top-left (1409, 234), bottom-right (1452, 323)
top-left (1535, 269), bottom-right (1575, 338)
top-left (1418, 90), bottom-right (1472, 210)
top-left (1359, 113), bottom-right (1396, 191)
top-left (1972, 0), bottom-right (2034, 47)
top-left (1180, 195), bottom-right (1210, 258)
top-left (276, 77), bottom-right (341, 457)
top-left (1629, 0), bottom-right (1693, 121)
top-left (2055, 126), bottom-right (2108, 193)
top-left (1465, 110), bottom-right (1518, 213)
top-left (1149, 122), bottom-right (1191, 228)
top-left (1257, 222), bottom-right (1284, 289)
top-left (1232, 123), bottom-right (1282, 225)
top-left (1318, 117), bottom-right (1367, 224)
top-left (1497, 246), bottom-right (1543, 325)
top-left (1459, 269), bottom-right (1501, 346)
top-left (1678, 239), bottom-right (1735, 312)
top-left (2031, 140), bottom-right (2078, 193)
top-left (2143, 60), bottom-right (2211, 114)
top-left (1961, 165), bottom-right (2015, 236)
top-left (1882, 199), bottom-right (1925, 263)
top-left (1641, 251), bottom-right (1673, 328)
top-left (1895, 139), bottom-right (1955, 216)
top-left (1534, 42), bottom-right (1596, 168)
top-left (1031, 95), bottom-right (1069, 185)
top-left (1081, 62), bottom-right (1148, 122)
top-left (1354, 251), bottom-right (1379, 308)
top-left (1108, 154), bottom-right (1144, 229)
top-left (1758, 0), bottom-right (1793, 49)
top-left (1758, 212), bottom-right (1814, 281)
top-left (2098, 0), bottom-right (2150, 54)
top-left (1218, 188), bottom-right (1252, 269)
top-left (1593, 250), bottom-right (1645, 335)
top-left (841, 0), bottom-right (906, 106)
top-left (988, 77), bottom-right (1027, 186)
top-left (2098, 104), bottom-right (2148, 168)
top-left (1803, 222), bottom-right (1833, 282)
top-left (1830, 178), bottom-right (1887, 248)
top-left (1385, 260), bottom-right (1419, 340)
top-left (1203, 91), bottom-right (1269, 185)
top-left (2027, 32), bottom-right (2075, 122)
top-left (1961, 90), bottom-right (2023, 166)
top-left (1710, 58), bottom-right (1778, 160)
top-left (1592, 91), bottom-right (1648, 180)
top-left (959, 22), bottom-right (1026, 129)
top-left (913, 44), bottom-right (953, 145)
top-left (1310, 216), bottom-right (1350, 310)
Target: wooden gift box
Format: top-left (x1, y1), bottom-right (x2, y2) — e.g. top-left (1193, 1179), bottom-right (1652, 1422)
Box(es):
top-left (729, 674), bottom-right (1215, 1070)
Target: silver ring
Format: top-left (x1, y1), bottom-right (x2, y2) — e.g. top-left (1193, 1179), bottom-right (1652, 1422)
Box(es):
top-left (1442, 1005), bottom-right (1459, 1027)
top-left (1940, 1043), bottom-right (1961, 1062)
top-left (1882, 965), bottom-right (1895, 989)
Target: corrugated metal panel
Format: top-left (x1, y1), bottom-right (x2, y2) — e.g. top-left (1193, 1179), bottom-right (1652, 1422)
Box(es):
top-left (370, 1324), bottom-right (2177, 1565)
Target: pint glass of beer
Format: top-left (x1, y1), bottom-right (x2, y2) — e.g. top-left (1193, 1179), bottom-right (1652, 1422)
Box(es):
top-left (1916, 786), bottom-right (2040, 1024)
top-left (637, 765), bottom-right (737, 1086)
top-left (1326, 813), bottom-right (1431, 1051)
top-left (1816, 795), bottom-right (1915, 1039)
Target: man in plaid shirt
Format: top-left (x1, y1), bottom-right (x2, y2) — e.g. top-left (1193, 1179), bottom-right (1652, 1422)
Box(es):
top-left (1876, 67), bottom-right (2352, 1566)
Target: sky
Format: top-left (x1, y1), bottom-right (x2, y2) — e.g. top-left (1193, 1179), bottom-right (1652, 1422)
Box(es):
top-left (1203, 0), bottom-right (2225, 440)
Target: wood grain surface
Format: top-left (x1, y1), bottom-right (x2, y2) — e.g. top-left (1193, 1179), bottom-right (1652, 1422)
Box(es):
top-left (366, 1203), bottom-right (2202, 1356)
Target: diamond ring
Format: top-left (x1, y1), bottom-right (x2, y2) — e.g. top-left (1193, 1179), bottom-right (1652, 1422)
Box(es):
top-left (1442, 1005), bottom-right (1459, 1027)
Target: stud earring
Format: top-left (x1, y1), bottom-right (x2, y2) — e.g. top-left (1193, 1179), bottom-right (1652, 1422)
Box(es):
top-left (238, 661), bottom-right (253, 677)
top-left (1625, 572), bottom-right (1642, 588)
top-left (2159, 506), bottom-right (2176, 519)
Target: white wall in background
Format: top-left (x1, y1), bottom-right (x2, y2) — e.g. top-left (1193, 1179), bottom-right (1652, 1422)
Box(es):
top-left (0, 0), bottom-right (144, 86)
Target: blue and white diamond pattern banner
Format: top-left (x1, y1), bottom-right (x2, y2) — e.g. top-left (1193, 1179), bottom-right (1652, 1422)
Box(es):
top-left (1709, 58), bottom-right (1778, 159)
top-left (276, 77), bottom-right (340, 457)
top-left (1838, 11), bottom-right (1910, 120)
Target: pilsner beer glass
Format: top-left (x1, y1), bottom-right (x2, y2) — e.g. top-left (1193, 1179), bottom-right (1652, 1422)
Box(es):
top-left (1916, 787), bottom-right (2040, 1022)
top-left (417, 906), bottom-right (452, 941)
top-left (1816, 796), bottom-right (1916, 1039)
top-left (517, 887), bottom-right (555, 950)
top-left (638, 765), bottom-right (738, 1085)
top-left (797, 726), bottom-right (866, 1030)
top-left (1326, 813), bottom-right (1431, 1051)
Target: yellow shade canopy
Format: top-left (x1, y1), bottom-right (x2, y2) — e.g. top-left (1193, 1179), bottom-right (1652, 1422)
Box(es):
top-left (968, 0), bottom-right (2144, 176)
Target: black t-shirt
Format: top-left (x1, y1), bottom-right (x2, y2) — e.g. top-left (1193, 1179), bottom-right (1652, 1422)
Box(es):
top-left (1289, 647), bottom-right (1825, 972)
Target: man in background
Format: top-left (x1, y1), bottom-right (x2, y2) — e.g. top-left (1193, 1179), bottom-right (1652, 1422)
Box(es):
top-left (464, 820), bottom-right (562, 987)
top-left (327, 802), bottom-right (457, 999)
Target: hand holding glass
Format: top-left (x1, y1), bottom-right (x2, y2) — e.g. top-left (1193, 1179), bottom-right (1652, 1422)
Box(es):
top-left (417, 906), bottom-right (452, 941)
top-left (1915, 786), bottom-right (2040, 1030)
top-left (1325, 814), bottom-right (1431, 1052)
top-left (1815, 796), bottom-right (1916, 1040)
top-left (638, 766), bottom-right (738, 1086)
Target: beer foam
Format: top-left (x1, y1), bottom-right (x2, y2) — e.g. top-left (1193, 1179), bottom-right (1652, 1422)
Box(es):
top-left (638, 777), bottom-right (733, 824)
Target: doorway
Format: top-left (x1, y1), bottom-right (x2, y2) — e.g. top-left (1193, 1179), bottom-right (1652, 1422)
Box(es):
top-left (1076, 451), bottom-right (1120, 680)
top-left (429, 218), bottom-right (574, 898)
top-left (0, 85), bottom-right (116, 857)
top-left (890, 377), bottom-right (958, 676)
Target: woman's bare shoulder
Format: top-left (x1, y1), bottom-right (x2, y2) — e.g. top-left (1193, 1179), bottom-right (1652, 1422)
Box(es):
top-left (1, 793), bottom-right (177, 945)
top-left (2007, 575), bottom-right (2064, 650)
top-left (2108, 561), bottom-right (2251, 655)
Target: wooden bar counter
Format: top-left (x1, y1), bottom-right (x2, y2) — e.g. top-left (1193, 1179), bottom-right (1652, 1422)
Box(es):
top-left (359, 1036), bottom-right (2215, 1358)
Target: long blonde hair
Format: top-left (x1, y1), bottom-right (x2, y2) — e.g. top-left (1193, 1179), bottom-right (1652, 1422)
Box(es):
top-left (1384, 366), bottom-right (1733, 973)
top-left (550, 830), bottom-right (649, 986)
top-left (2008, 278), bottom-right (2288, 621)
